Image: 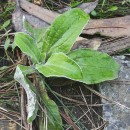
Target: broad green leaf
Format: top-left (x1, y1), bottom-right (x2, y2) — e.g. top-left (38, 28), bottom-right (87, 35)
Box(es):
top-left (68, 49), bottom-right (120, 84)
top-left (24, 20), bottom-right (47, 46)
top-left (42, 8), bottom-right (90, 55)
top-left (24, 20), bottom-right (34, 35)
top-left (15, 33), bottom-right (43, 63)
top-left (39, 80), bottom-right (63, 130)
top-left (36, 52), bottom-right (83, 80)
top-left (14, 65), bottom-right (38, 123)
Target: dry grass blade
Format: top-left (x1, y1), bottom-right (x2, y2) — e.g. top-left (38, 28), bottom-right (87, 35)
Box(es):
top-left (91, 121), bottom-right (108, 130)
top-left (84, 85), bottom-right (130, 110)
top-left (66, 109), bottom-right (89, 130)
top-left (50, 89), bottom-right (86, 105)
top-left (21, 87), bottom-right (28, 129)
top-left (79, 86), bottom-right (96, 128)
top-left (0, 107), bottom-right (8, 112)
top-left (61, 111), bottom-right (80, 130)
top-left (0, 111), bottom-right (27, 130)
top-left (0, 65), bottom-right (16, 78)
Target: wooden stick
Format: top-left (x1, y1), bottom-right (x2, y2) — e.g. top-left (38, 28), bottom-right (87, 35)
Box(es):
top-left (19, 0), bottom-right (130, 37)
top-left (20, 0), bottom-right (59, 24)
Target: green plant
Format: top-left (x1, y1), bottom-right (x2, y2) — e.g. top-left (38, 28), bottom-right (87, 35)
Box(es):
top-left (0, 20), bottom-right (10, 31)
top-left (0, 1), bottom-right (15, 35)
top-left (70, 0), bottom-right (83, 7)
top-left (92, 0), bottom-right (129, 18)
top-left (0, 1), bottom-right (15, 20)
top-left (14, 8), bottom-right (120, 129)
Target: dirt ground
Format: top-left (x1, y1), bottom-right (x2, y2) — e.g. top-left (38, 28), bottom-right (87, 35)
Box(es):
top-left (48, 80), bottom-right (103, 130)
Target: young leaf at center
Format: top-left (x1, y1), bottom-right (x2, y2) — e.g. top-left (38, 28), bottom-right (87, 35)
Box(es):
top-left (42, 8), bottom-right (90, 56)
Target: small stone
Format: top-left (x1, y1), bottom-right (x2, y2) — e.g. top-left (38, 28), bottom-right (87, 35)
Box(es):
top-left (100, 56), bottom-right (130, 130)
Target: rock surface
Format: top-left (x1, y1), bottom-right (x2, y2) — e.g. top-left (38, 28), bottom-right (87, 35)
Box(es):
top-left (100, 55), bottom-right (130, 130)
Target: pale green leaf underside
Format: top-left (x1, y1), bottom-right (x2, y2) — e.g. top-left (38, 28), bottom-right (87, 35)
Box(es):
top-left (15, 33), bottom-right (41, 63)
top-left (42, 8), bottom-right (90, 55)
top-left (68, 49), bottom-right (120, 84)
top-left (36, 52), bottom-right (83, 80)
top-left (24, 20), bottom-right (47, 47)
top-left (14, 65), bottom-right (38, 123)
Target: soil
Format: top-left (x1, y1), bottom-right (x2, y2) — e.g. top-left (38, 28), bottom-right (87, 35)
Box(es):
top-left (48, 80), bottom-right (103, 130)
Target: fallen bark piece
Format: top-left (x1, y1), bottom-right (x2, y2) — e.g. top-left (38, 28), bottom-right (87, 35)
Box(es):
top-left (83, 15), bottom-right (130, 37)
top-left (20, 0), bottom-right (59, 24)
top-left (73, 37), bottom-right (130, 55)
top-left (73, 37), bottom-right (102, 50)
top-left (20, 0), bottom-right (98, 23)
top-left (98, 37), bottom-right (130, 55)
top-left (12, 0), bottom-right (49, 31)
top-left (17, 0), bottom-right (130, 37)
